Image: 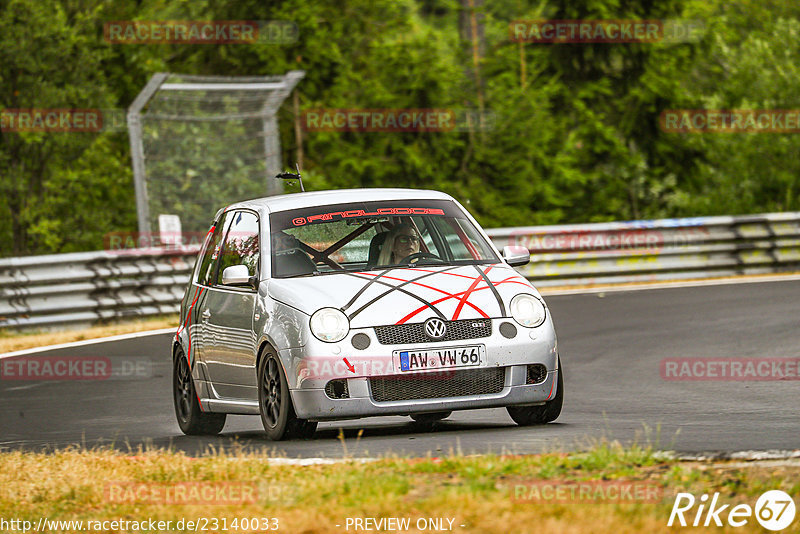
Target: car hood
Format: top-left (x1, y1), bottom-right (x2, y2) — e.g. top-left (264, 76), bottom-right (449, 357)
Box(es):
top-left (267, 264), bottom-right (539, 328)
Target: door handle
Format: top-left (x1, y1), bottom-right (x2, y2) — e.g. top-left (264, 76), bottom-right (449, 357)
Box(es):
top-left (201, 309), bottom-right (211, 320)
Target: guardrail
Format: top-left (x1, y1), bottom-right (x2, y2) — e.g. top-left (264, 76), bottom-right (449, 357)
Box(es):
top-left (0, 248), bottom-right (199, 330)
top-left (2, 212), bottom-right (800, 330)
top-left (485, 212), bottom-right (800, 287)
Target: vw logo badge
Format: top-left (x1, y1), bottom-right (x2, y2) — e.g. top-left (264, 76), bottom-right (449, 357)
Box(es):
top-left (424, 318), bottom-right (447, 340)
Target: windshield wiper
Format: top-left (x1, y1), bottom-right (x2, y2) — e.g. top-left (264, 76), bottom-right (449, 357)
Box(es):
top-left (409, 260), bottom-right (448, 267)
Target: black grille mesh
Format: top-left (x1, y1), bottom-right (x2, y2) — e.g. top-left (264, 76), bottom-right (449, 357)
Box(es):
top-left (499, 321), bottom-right (517, 339)
top-left (370, 367), bottom-right (505, 402)
top-left (374, 319), bottom-right (492, 345)
top-left (324, 379), bottom-right (349, 399)
top-left (526, 364), bottom-right (547, 384)
top-left (351, 333), bottom-right (371, 350)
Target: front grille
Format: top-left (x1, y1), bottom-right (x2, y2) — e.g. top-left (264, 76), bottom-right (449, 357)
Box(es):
top-left (374, 319), bottom-right (492, 345)
top-left (370, 367), bottom-right (505, 402)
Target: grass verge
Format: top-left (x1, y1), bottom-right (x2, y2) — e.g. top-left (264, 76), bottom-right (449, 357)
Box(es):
top-left (1, 442), bottom-right (797, 533)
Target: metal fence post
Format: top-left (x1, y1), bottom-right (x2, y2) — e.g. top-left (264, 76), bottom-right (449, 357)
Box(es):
top-left (127, 73), bottom-right (169, 237)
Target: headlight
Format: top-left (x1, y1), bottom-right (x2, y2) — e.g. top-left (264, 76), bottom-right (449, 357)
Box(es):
top-left (510, 294), bottom-right (546, 328)
top-left (309, 308), bottom-right (350, 342)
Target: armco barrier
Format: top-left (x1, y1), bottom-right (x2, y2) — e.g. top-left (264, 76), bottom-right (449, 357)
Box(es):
top-left (485, 212), bottom-right (800, 287)
top-left (0, 247), bottom-right (200, 330)
top-left (1, 212), bottom-right (800, 330)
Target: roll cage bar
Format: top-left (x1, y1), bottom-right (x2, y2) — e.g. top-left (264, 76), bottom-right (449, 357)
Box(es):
top-left (273, 216), bottom-right (440, 270)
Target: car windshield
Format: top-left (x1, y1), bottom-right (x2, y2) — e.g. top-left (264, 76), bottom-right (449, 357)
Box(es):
top-left (268, 199), bottom-right (500, 278)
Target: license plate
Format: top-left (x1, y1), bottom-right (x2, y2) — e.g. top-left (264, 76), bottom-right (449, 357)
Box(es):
top-left (395, 345), bottom-right (484, 372)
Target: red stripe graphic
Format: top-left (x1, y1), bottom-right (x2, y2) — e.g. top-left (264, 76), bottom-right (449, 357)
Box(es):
top-left (397, 275), bottom-right (526, 324)
top-left (452, 266), bottom-right (492, 320)
top-left (353, 265), bottom-right (533, 324)
top-left (406, 266), bottom-right (530, 286)
top-left (176, 286), bottom-right (205, 366)
top-left (355, 271), bottom-right (489, 318)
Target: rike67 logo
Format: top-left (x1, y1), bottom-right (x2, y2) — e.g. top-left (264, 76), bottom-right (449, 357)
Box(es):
top-left (668, 490), bottom-right (796, 531)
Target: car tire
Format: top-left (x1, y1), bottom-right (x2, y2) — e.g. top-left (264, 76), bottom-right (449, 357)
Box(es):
top-left (410, 411), bottom-right (452, 423)
top-left (258, 349), bottom-right (317, 441)
top-left (507, 357), bottom-right (564, 426)
top-left (173, 349), bottom-right (226, 435)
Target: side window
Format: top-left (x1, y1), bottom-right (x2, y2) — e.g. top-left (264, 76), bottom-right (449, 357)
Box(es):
top-left (196, 212), bottom-right (233, 286)
top-left (215, 210), bottom-right (260, 284)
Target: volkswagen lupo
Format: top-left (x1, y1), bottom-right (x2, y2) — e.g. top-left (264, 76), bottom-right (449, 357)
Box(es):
top-left (173, 189), bottom-right (562, 440)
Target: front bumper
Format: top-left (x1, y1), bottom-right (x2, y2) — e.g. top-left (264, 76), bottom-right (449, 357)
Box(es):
top-left (291, 366), bottom-right (559, 420)
top-left (279, 316), bottom-right (559, 420)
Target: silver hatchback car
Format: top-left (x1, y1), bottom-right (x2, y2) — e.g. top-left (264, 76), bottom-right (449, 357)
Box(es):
top-left (172, 188), bottom-right (562, 440)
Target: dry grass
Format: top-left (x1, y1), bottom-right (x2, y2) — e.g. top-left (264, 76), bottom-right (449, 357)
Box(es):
top-left (0, 442), bottom-right (797, 533)
top-left (0, 314), bottom-right (179, 354)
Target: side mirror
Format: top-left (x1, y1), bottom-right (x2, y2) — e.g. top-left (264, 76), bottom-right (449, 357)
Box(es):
top-left (222, 265), bottom-right (258, 289)
top-left (502, 245), bottom-right (530, 267)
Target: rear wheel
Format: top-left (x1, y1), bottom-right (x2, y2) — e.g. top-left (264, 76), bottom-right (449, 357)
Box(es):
top-left (258, 349), bottom-right (317, 440)
top-left (410, 411), bottom-right (452, 423)
top-left (173, 349), bottom-right (226, 435)
top-left (507, 358), bottom-right (564, 426)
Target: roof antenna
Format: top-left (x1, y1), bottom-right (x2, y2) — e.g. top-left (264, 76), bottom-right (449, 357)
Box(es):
top-left (275, 163), bottom-right (304, 192)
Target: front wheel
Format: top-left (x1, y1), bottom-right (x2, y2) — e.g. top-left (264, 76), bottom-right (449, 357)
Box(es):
top-left (258, 350), bottom-right (317, 440)
top-left (173, 349), bottom-right (226, 435)
top-left (507, 358), bottom-right (564, 426)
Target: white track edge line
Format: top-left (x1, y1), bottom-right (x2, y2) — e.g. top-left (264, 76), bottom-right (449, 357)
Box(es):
top-left (4, 274), bottom-right (800, 358)
top-left (0, 328), bottom-right (176, 359)
top-left (539, 273), bottom-right (800, 296)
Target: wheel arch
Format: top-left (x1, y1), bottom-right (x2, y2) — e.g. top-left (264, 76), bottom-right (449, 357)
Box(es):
top-left (256, 336), bottom-right (281, 376)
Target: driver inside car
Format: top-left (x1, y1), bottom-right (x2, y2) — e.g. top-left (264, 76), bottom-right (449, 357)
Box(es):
top-left (377, 223), bottom-right (422, 265)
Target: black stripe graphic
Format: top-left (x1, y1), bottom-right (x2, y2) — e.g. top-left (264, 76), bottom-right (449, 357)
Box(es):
top-left (475, 265), bottom-right (505, 316)
top-left (342, 266), bottom-right (463, 321)
top-left (342, 268), bottom-right (391, 312)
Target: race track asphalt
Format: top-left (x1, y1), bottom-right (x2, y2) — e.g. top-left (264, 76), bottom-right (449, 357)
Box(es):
top-left (2, 279), bottom-right (798, 457)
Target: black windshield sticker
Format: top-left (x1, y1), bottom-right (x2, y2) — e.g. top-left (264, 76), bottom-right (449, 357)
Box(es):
top-left (292, 207), bottom-right (444, 227)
